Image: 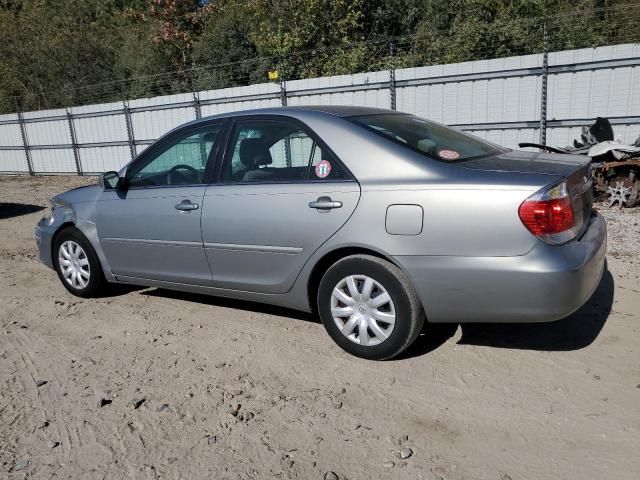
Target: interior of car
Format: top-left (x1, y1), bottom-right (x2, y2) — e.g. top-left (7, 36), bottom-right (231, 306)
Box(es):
top-left (222, 121), bottom-right (346, 183)
top-left (126, 129), bottom-right (220, 187)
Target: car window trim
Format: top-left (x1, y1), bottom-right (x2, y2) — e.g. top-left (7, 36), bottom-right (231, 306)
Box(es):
top-left (125, 120), bottom-right (226, 190)
top-left (212, 114), bottom-right (356, 185)
top-left (202, 117), bottom-right (231, 184)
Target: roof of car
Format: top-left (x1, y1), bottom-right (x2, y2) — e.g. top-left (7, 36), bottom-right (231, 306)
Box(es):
top-left (284, 105), bottom-right (398, 117)
top-left (196, 105), bottom-right (401, 124)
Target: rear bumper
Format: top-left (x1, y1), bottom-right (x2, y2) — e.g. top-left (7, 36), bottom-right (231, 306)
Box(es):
top-left (395, 212), bottom-right (607, 323)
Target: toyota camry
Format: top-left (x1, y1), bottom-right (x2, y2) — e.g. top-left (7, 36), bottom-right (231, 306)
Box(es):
top-left (35, 106), bottom-right (606, 359)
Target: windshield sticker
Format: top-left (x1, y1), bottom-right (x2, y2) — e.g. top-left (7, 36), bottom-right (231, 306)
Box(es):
top-left (438, 149), bottom-right (460, 160)
top-left (315, 160), bottom-right (332, 178)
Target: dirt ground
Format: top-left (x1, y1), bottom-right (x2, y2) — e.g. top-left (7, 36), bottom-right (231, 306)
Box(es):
top-left (1, 175), bottom-right (639, 480)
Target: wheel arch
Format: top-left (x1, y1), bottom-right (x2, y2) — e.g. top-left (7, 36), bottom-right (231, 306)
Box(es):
top-left (50, 222), bottom-right (76, 261)
top-left (307, 246), bottom-right (402, 313)
top-left (50, 220), bottom-right (116, 282)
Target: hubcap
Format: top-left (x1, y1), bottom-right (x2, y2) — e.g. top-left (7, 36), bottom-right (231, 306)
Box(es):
top-left (58, 241), bottom-right (90, 290)
top-left (330, 275), bottom-right (396, 346)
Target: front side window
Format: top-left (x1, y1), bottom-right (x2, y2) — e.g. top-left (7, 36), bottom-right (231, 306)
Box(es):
top-left (127, 125), bottom-right (222, 187)
top-left (348, 114), bottom-right (507, 162)
top-left (221, 119), bottom-right (348, 183)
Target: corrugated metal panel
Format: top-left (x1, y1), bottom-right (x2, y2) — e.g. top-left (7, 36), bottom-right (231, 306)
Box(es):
top-left (127, 93), bottom-right (196, 141)
top-left (288, 89), bottom-right (390, 108)
top-left (2, 44), bottom-right (639, 173)
top-left (465, 129), bottom-right (539, 150)
top-left (396, 68), bottom-right (541, 123)
top-left (546, 44), bottom-right (640, 145)
top-left (72, 114), bottom-right (129, 144)
top-left (200, 82), bottom-right (278, 100)
top-left (201, 98), bottom-right (280, 117)
top-left (0, 112), bottom-right (19, 122)
top-left (0, 123), bottom-right (23, 146)
top-left (30, 149), bottom-right (77, 173)
top-left (288, 71), bottom-right (390, 108)
top-left (199, 82), bottom-right (281, 116)
top-left (24, 120), bottom-right (71, 146)
top-left (547, 68), bottom-right (640, 145)
top-left (22, 107), bottom-right (66, 120)
top-left (79, 146), bottom-right (131, 173)
top-left (131, 107), bottom-right (195, 141)
top-left (0, 150), bottom-right (30, 173)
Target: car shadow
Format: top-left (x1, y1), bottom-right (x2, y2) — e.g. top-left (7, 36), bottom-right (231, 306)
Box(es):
top-left (140, 288), bottom-right (318, 323)
top-left (399, 267), bottom-right (614, 359)
top-left (394, 322), bottom-right (460, 360)
top-left (456, 268), bottom-right (614, 351)
top-left (0, 202), bottom-right (45, 219)
top-left (103, 283), bottom-right (148, 298)
top-left (135, 266), bottom-right (613, 358)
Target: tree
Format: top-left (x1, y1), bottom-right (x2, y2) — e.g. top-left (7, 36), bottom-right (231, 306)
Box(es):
top-left (0, 0), bottom-right (637, 113)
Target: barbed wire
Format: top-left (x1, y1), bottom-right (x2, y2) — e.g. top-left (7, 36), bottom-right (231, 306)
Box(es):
top-left (5, 4), bottom-right (640, 113)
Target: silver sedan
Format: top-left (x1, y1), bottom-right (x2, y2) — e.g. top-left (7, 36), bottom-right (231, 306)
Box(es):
top-left (35, 106), bottom-right (606, 359)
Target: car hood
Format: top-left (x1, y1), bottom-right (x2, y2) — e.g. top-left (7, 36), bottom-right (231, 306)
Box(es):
top-left (460, 149), bottom-right (590, 177)
top-left (52, 184), bottom-right (102, 206)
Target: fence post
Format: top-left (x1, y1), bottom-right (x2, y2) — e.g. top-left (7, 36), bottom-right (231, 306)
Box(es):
top-left (539, 23), bottom-right (549, 145)
top-left (389, 40), bottom-right (397, 110)
top-left (193, 91), bottom-right (202, 119)
top-left (66, 108), bottom-right (82, 175)
top-left (15, 98), bottom-right (34, 175)
top-left (279, 61), bottom-right (288, 107)
top-left (123, 101), bottom-right (137, 160)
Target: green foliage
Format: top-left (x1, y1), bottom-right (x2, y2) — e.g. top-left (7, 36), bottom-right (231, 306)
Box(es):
top-left (0, 0), bottom-right (637, 112)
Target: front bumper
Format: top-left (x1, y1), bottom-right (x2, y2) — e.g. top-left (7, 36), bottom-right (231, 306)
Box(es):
top-left (395, 212), bottom-right (607, 323)
top-left (35, 217), bottom-right (57, 269)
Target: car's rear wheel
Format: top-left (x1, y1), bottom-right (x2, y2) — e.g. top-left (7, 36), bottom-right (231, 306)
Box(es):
top-left (53, 227), bottom-right (105, 298)
top-left (317, 254), bottom-right (425, 360)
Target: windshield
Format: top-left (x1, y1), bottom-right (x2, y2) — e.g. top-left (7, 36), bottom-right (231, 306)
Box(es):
top-left (348, 114), bottom-right (507, 161)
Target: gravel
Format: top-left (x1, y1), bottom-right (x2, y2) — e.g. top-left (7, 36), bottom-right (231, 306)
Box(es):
top-left (399, 447), bottom-right (413, 459)
top-left (597, 205), bottom-right (640, 256)
top-left (1, 175), bottom-right (639, 480)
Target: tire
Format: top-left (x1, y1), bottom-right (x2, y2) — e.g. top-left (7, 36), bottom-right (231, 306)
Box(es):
top-left (317, 254), bottom-right (425, 360)
top-left (53, 226), bottom-right (105, 298)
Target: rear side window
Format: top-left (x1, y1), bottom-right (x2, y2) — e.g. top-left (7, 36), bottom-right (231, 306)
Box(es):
top-left (221, 119), bottom-right (349, 183)
top-left (348, 114), bottom-right (506, 161)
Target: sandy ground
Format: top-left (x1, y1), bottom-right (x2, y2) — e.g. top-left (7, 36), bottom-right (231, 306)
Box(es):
top-left (0, 175), bottom-right (639, 480)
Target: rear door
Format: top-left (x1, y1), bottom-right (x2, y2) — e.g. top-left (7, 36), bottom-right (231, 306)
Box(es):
top-left (96, 122), bottom-right (224, 284)
top-left (201, 116), bottom-right (360, 294)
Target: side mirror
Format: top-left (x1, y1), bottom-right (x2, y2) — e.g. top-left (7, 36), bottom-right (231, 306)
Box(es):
top-left (99, 171), bottom-right (124, 190)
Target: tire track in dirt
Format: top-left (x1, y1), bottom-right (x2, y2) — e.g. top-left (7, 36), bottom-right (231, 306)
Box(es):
top-left (6, 329), bottom-right (75, 457)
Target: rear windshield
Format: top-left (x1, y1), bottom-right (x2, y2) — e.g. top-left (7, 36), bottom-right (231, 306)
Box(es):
top-left (348, 114), bottom-right (507, 161)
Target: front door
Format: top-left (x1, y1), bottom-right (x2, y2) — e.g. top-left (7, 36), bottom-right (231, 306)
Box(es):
top-left (201, 117), bottom-right (360, 294)
top-left (96, 123), bottom-right (224, 284)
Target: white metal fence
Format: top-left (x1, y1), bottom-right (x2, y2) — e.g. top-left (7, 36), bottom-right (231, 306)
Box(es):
top-left (1, 43), bottom-right (639, 175)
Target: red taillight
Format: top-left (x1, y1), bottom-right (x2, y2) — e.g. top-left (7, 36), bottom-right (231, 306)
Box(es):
top-left (518, 197), bottom-right (575, 235)
top-left (519, 181), bottom-right (577, 244)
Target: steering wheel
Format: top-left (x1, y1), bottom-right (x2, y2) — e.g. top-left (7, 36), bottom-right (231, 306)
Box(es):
top-left (167, 164), bottom-right (200, 185)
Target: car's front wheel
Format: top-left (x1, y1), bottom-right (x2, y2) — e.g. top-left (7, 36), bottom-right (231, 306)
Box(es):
top-left (317, 254), bottom-right (425, 360)
top-left (53, 227), bottom-right (105, 298)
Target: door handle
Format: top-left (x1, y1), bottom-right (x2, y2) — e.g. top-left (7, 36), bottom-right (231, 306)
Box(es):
top-left (174, 200), bottom-right (199, 212)
top-left (309, 196), bottom-right (343, 211)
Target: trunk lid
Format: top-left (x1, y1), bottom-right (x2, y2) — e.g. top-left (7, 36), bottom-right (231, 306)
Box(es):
top-left (463, 149), bottom-right (594, 241)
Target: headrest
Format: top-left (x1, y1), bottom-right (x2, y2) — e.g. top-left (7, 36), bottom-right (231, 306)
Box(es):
top-left (239, 138), bottom-right (272, 167)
